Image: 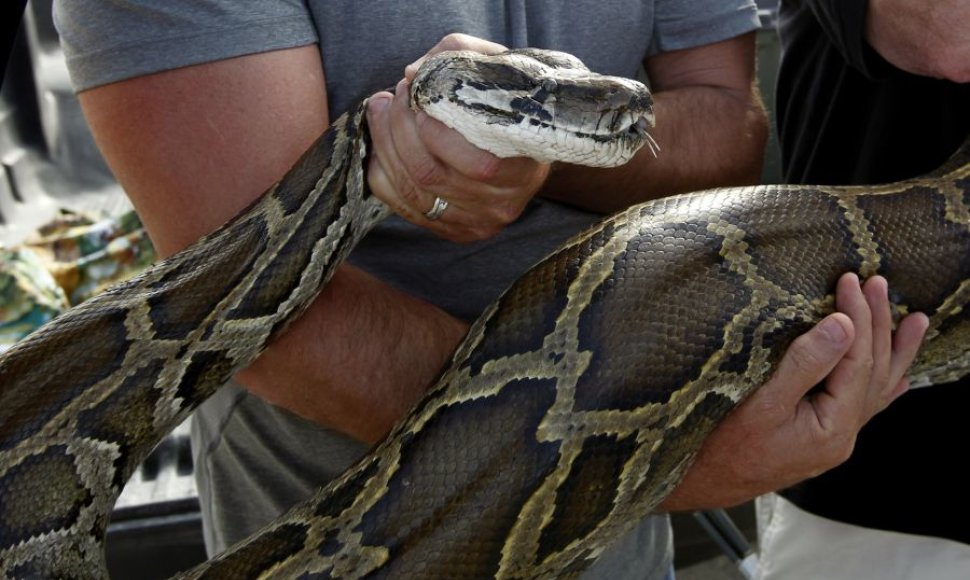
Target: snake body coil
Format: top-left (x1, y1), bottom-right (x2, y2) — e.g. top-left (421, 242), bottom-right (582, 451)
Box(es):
top-left (0, 50), bottom-right (968, 578)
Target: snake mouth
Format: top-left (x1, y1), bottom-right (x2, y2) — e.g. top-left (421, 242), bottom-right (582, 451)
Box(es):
top-left (598, 109), bottom-right (656, 141)
top-left (557, 106), bottom-right (656, 162)
top-left (630, 115), bottom-right (659, 157)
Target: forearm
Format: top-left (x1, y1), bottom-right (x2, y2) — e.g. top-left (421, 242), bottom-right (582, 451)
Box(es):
top-left (237, 265), bottom-right (468, 444)
top-left (540, 84), bottom-right (767, 213)
top-left (78, 47), bottom-right (466, 443)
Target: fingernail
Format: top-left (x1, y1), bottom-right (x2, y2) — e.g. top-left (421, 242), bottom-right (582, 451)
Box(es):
top-left (820, 317), bottom-right (848, 344)
top-left (369, 95), bottom-right (390, 114)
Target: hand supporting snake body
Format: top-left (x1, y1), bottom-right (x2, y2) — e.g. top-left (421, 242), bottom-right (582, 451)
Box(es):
top-left (0, 48), bottom-right (967, 579)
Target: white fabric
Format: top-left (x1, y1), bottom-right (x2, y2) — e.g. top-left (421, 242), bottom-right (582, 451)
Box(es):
top-left (756, 493), bottom-right (970, 580)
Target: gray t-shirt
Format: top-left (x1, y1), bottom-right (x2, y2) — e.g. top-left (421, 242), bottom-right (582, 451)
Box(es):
top-left (54, 1), bottom-right (759, 577)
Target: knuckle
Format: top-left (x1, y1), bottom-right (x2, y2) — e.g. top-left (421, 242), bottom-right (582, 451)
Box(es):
top-left (871, 363), bottom-right (890, 387)
top-left (813, 426), bottom-right (858, 467)
top-left (491, 200), bottom-right (522, 225)
top-left (750, 391), bottom-right (786, 421)
top-left (410, 157), bottom-right (442, 189)
top-left (467, 153), bottom-right (502, 182)
top-left (830, 434), bottom-right (857, 465)
top-left (439, 33), bottom-right (472, 51)
top-left (874, 388), bottom-right (896, 411)
top-left (396, 180), bottom-right (424, 206)
top-left (788, 336), bottom-right (824, 375)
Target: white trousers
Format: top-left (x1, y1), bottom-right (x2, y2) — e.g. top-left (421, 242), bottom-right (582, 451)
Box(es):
top-left (755, 493), bottom-right (970, 580)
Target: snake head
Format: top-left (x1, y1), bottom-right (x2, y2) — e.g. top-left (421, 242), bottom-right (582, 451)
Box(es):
top-left (410, 49), bottom-right (656, 168)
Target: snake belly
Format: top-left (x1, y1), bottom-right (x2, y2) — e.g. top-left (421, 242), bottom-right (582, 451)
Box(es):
top-left (0, 48), bottom-right (969, 579)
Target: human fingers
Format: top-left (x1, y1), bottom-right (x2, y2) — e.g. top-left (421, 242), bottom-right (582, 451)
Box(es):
top-left (657, 312), bottom-right (854, 510)
top-left (391, 73), bottom-right (546, 199)
top-left (369, 80), bottom-right (548, 243)
top-left (404, 33), bottom-right (508, 81)
top-left (885, 310), bottom-right (930, 400)
top-left (367, 87), bottom-right (476, 235)
top-left (386, 78), bottom-right (520, 214)
top-left (662, 276), bottom-right (927, 511)
top-left (413, 105), bottom-right (545, 187)
top-left (810, 273), bottom-right (874, 430)
top-left (858, 276), bottom-right (894, 414)
top-left (406, 94), bottom-right (548, 226)
top-left (369, 82), bottom-right (520, 241)
top-left (813, 274), bottom-right (927, 432)
top-left (763, 311), bottom-right (855, 415)
top-left (794, 274), bottom-right (927, 467)
top-left (854, 275), bottom-right (927, 410)
top-left (367, 91), bottom-right (434, 226)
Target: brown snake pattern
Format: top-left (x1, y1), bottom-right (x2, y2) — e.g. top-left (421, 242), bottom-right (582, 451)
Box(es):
top-left (1, 49), bottom-right (969, 578)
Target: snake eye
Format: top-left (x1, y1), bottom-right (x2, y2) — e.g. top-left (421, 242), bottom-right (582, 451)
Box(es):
top-left (540, 78), bottom-right (559, 93)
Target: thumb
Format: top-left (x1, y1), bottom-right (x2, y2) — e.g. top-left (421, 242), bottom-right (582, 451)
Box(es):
top-left (366, 92), bottom-right (393, 123)
top-left (767, 313), bottom-right (855, 410)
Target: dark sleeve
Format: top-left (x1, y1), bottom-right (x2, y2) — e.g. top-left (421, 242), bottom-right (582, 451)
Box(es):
top-left (802, 0), bottom-right (891, 79)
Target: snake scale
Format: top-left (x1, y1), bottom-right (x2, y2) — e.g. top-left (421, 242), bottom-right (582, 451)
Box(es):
top-left (1, 49), bottom-right (969, 579)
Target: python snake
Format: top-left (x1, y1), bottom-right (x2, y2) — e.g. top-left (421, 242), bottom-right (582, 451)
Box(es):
top-left (1, 49), bottom-right (969, 578)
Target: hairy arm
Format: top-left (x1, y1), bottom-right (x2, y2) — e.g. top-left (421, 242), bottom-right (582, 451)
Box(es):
top-left (78, 47), bottom-right (467, 443)
top-left (80, 34), bottom-right (926, 506)
top-left (542, 33), bottom-right (768, 212)
top-left (77, 35), bottom-right (764, 451)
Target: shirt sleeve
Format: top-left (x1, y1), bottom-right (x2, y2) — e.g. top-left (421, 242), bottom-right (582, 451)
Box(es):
top-left (53, 0), bottom-right (319, 92)
top-left (650, 0), bottom-right (760, 55)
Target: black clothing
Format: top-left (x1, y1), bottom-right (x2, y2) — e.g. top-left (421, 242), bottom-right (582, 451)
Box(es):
top-left (777, 0), bottom-right (970, 185)
top-left (775, 0), bottom-right (970, 545)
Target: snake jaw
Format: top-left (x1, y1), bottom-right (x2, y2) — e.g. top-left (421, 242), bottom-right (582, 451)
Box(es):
top-left (411, 49), bottom-right (656, 167)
